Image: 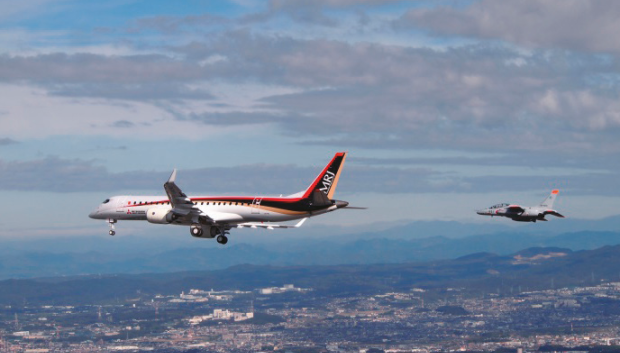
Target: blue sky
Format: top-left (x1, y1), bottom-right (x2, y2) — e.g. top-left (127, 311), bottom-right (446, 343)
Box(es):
top-left (1, 0), bottom-right (620, 238)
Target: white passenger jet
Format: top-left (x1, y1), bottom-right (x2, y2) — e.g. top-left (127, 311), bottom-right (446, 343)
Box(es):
top-left (89, 152), bottom-right (359, 244)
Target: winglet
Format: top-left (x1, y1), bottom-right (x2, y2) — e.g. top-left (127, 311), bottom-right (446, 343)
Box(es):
top-left (551, 189), bottom-right (559, 195)
top-left (168, 169), bottom-right (177, 183)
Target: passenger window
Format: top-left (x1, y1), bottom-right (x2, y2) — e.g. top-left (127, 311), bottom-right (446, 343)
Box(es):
top-left (133, 201), bottom-right (136, 205)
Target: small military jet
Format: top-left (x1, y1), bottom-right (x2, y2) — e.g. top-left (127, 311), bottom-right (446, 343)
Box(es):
top-left (476, 189), bottom-right (565, 222)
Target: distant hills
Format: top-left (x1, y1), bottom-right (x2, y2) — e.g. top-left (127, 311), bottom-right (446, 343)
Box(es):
top-left (0, 230), bottom-right (619, 279)
top-left (4, 244), bottom-right (620, 305)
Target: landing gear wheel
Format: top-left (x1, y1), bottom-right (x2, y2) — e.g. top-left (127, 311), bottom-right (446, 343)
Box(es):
top-left (107, 219), bottom-right (117, 236)
top-left (216, 235), bottom-right (228, 245)
top-left (191, 226), bottom-right (203, 237)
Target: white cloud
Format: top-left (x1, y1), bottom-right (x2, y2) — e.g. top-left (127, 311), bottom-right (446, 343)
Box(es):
top-left (0, 84), bottom-right (220, 139)
top-left (399, 0), bottom-right (620, 54)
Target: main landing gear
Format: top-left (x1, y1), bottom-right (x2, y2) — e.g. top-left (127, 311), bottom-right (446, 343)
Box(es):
top-left (216, 234), bottom-right (228, 245)
top-left (213, 226), bottom-right (229, 245)
top-left (108, 219), bottom-right (117, 236)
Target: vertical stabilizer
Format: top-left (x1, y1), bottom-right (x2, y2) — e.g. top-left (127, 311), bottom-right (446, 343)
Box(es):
top-left (539, 189), bottom-right (559, 208)
top-left (303, 152), bottom-right (347, 200)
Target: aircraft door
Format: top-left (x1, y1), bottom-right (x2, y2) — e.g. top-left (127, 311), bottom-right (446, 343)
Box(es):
top-left (251, 197), bottom-right (262, 214)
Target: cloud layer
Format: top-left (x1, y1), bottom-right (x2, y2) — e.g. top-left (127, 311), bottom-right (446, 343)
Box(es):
top-left (1, 0), bottom-right (620, 203)
top-left (3, 33), bottom-right (620, 153)
top-left (0, 156), bottom-right (615, 196)
top-left (400, 0), bottom-right (620, 54)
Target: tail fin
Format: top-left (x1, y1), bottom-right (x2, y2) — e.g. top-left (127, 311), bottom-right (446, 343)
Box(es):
top-left (539, 189), bottom-right (559, 208)
top-left (302, 152), bottom-right (347, 200)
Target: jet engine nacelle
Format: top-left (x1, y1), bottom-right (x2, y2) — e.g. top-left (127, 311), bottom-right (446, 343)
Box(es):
top-left (191, 226), bottom-right (223, 238)
top-left (191, 225), bottom-right (213, 238)
top-left (147, 208), bottom-right (175, 224)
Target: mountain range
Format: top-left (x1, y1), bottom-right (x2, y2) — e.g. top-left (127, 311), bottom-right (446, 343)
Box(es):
top-left (3, 244), bottom-right (620, 306)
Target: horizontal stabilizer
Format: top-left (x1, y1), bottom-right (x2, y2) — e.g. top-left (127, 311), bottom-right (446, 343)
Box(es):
top-left (544, 210), bottom-right (565, 218)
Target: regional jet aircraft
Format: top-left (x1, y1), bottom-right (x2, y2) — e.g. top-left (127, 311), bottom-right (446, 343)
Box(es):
top-left (476, 189), bottom-right (565, 222)
top-left (89, 152), bottom-right (360, 244)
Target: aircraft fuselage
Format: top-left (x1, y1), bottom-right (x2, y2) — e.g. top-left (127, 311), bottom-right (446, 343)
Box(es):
top-left (89, 195), bottom-right (347, 224)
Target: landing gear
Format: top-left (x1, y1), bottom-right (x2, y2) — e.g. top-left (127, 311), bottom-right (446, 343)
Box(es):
top-left (190, 225), bottom-right (203, 237)
top-left (107, 219), bottom-right (117, 236)
top-left (212, 226), bottom-right (229, 245)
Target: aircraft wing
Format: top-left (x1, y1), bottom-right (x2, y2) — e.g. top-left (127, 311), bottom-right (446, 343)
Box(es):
top-left (164, 169), bottom-right (202, 218)
top-left (236, 218), bottom-right (308, 230)
top-left (506, 205), bottom-right (525, 213)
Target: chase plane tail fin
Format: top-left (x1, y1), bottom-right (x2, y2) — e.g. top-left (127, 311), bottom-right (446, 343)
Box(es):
top-left (539, 189), bottom-right (559, 209)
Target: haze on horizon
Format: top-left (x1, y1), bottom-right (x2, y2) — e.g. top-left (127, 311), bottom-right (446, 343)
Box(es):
top-left (1, 0), bottom-right (619, 239)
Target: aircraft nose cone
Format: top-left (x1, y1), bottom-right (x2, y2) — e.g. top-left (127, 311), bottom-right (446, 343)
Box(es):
top-left (89, 209), bottom-right (99, 219)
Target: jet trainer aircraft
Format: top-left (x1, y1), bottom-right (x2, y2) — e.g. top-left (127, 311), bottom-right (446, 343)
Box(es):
top-left (476, 189), bottom-right (565, 222)
top-left (89, 152), bottom-right (360, 244)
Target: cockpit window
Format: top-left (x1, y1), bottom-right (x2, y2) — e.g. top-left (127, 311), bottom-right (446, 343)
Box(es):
top-left (103, 199), bottom-right (110, 204)
top-left (490, 203), bottom-right (510, 209)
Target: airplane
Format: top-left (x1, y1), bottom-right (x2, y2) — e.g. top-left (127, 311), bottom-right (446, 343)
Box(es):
top-left (89, 152), bottom-right (361, 244)
top-left (476, 189), bottom-right (565, 222)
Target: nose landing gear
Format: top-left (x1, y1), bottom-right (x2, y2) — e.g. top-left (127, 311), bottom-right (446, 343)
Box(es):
top-left (108, 219), bottom-right (117, 236)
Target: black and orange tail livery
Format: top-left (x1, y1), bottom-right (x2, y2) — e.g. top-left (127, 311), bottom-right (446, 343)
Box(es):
top-left (303, 152), bottom-right (347, 200)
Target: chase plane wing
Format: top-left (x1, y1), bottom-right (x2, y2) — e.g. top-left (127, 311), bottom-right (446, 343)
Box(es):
top-left (506, 205), bottom-right (525, 213)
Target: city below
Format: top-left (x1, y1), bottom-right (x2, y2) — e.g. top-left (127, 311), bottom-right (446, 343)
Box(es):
top-left (3, 245), bottom-right (620, 352)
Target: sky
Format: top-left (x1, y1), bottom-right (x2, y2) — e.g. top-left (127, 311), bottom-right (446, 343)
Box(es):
top-left (1, 0), bottom-right (620, 238)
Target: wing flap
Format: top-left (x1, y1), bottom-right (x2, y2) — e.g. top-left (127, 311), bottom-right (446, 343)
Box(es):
top-left (237, 218), bottom-right (308, 230)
